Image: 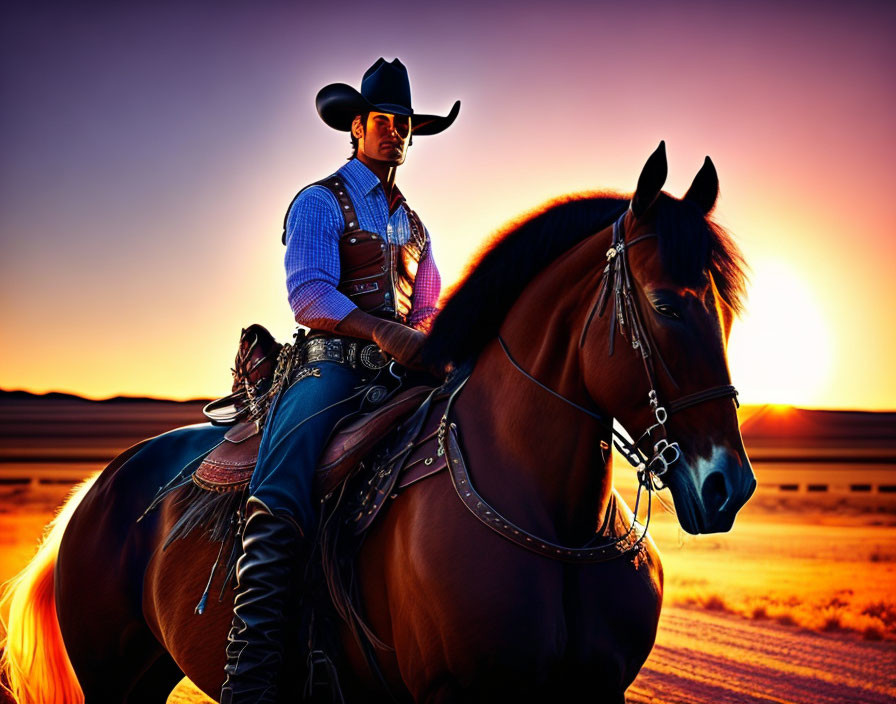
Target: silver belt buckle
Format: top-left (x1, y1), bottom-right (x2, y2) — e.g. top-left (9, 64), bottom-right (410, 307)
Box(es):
top-left (360, 344), bottom-right (389, 370)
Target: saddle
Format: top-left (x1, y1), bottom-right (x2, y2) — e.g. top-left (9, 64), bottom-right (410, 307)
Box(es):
top-left (193, 325), bottom-right (445, 517)
top-left (193, 384), bottom-right (435, 496)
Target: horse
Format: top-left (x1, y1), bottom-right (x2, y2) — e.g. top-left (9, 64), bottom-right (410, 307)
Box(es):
top-left (0, 141), bottom-right (755, 703)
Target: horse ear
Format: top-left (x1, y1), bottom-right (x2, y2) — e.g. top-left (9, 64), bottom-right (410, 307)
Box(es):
top-left (631, 140), bottom-right (667, 218)
top-left (683, 156), bottom-right (719, 214)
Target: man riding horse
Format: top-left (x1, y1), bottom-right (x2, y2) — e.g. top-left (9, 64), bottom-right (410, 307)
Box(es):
top-left (220, 59), bottom-right (460, 703)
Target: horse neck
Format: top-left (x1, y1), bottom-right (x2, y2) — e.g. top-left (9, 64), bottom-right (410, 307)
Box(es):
top-left (453, 228), bottom-right (616, 546)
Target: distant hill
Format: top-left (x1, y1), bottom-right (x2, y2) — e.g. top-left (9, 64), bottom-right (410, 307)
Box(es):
top-left (0, 390), bottom-right (210, 464)
top-left (740, 405), bottom-right (896, 443)
top-left (0, 388), bottom-right (211, 404)
top-left (2, 390), bottom-right (893, 464)
top-left (738, 405), bottom-right (895, 462)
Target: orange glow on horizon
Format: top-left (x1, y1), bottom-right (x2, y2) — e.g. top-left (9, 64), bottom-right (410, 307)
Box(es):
top-left (727, 259), bottom-right (835, 408)
top-left (2, 3), bottom-right (894, 410)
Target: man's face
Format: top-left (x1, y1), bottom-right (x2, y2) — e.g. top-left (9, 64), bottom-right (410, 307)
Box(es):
top-left (354, 111), bottom-right (411, 166)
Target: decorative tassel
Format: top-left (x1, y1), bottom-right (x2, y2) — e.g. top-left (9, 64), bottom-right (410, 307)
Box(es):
top-left (194, 537), bottom-right (227, 614)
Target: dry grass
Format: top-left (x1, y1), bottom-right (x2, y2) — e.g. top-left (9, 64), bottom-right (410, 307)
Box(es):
top-left (676, 589), bottom-right (896, 640)
top-left (641, 498), bottom-right (896, 642)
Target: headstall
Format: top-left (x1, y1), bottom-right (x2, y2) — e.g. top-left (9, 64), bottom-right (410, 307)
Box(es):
top-left (579, 209), bottom-right (740, 483)
top-left (437, 208), bottom-right (739, 562)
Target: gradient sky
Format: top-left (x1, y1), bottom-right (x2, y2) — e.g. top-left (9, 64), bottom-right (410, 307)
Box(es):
top-left (2, 1), bottom-right (894, 408)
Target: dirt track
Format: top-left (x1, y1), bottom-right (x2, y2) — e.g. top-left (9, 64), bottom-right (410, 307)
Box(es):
top-left (628, 606), bottom-right (896, 704)
top-left (166, 604), bottom-right (896, 704)
top-left (1, 399), bottom-right (894, 703)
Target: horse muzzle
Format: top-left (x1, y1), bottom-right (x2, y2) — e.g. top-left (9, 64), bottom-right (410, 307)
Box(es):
top-left (664, 445), bottom-right (756, 535)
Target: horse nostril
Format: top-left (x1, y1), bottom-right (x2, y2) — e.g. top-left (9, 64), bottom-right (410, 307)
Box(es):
top-left (701, 471), bottom-right (729, 515)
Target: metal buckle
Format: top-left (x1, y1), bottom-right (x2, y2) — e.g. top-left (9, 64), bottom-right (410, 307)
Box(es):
top-left (648, 438), bottom-right (681, 480)
top-left (360, 343), bottom-right (389, 370)
top-left (648, 390), bottom-right (668, 424)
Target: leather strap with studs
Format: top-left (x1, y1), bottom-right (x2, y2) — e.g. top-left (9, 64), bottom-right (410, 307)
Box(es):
top-left (281, 175), bottom-right (361, 244)
top-left (318, 175), bottom-right (360, 234)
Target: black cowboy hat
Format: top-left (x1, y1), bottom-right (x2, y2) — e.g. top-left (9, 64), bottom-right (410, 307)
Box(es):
top-left (316, 58), bottom-right (460, 136)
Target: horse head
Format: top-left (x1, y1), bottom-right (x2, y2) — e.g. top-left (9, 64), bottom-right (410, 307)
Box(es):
top-left (581, 141), bottom-right (756, 534)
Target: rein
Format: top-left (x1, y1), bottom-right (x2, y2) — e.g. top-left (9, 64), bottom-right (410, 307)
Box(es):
top-left (437, 209), bottom-right (739, 563)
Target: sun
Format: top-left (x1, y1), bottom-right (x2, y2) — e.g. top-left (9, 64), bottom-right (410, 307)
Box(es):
top-left (726, 259), bottom-right (833, 407)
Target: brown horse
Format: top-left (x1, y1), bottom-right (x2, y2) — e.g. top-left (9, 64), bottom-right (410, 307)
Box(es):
top-left (0, 142), bottom-right (754, 703)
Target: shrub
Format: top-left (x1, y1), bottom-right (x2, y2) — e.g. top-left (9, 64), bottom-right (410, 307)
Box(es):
top-left (776, 613), bottom-right (796, 627)
top-left (863, 625), bottom-right (884, 641)
top-left (702, 594), bottom-right (727, 612)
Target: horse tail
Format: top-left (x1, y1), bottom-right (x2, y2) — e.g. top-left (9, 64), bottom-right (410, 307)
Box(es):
top-left (0, 475), bottom-right (98, 704)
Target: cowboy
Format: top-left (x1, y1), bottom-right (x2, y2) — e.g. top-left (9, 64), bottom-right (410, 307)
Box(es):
top-left (220, 58), bottom-right (460, 703)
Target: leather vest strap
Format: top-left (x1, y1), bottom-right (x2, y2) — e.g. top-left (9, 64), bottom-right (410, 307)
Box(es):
top-left (319, 174), bottom-right (360, 233)
top-left (282, 173), bottom-right (425, 325)
top-left (281, 175), bottom-right (360, 244)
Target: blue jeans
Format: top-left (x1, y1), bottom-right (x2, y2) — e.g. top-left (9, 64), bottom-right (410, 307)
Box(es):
top-left (248, 361), bottom-right (365, 530)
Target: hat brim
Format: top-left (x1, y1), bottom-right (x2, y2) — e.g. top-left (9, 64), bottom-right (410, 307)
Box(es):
top-left (316, 83), bottom-right (460, 136)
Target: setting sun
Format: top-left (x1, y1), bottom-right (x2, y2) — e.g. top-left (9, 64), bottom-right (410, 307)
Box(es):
top-left (727, 260), bottom-right (833, 407)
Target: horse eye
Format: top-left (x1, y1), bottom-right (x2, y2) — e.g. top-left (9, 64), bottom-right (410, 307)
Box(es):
top-left (655, 303), bottom-right (680, 319)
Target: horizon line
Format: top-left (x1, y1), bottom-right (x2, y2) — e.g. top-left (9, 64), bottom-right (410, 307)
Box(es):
top-left (2, 387), bottom-right (895, 415)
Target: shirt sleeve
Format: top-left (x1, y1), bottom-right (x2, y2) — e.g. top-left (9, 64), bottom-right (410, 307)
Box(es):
top-left (284, 186), bottom-right (357, 328)
top-left (408, 226), bottom-right (441, 332)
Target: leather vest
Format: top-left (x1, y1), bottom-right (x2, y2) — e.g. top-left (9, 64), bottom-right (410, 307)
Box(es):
top-left (283, 175), bottom-right (427, 325)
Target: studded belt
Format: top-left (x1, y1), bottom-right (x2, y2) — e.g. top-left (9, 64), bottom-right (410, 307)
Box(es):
top-left (299, 335), bottom-right (390, 371)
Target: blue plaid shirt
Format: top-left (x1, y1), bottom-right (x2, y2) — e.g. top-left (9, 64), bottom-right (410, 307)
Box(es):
top-left (284, 158), bottom-right (441, 330)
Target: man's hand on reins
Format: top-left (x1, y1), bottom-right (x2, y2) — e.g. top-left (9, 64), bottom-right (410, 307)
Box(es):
top-left (334, 309), bottom-right (427, 371)
top-left (372, 322), bottom-right (426, 370)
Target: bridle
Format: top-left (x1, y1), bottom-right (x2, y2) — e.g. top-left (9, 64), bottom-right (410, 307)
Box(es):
top-left (583, 209), bottom-right (738, 480)
top-left (437, 208), bottom-right (739, 563)
top-left (504, 209), bottom-right (738, 487)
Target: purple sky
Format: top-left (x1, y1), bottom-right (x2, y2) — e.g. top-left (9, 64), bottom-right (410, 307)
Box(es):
top-left (2, 1), bottom-right (895, 406)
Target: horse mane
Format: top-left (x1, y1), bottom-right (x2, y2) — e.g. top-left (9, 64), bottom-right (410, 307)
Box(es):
top-left (422, 191), bottom-right (747, 368)
top-left (422, 193), bottom-right (628, 368)
top-left (653, 192), bottom-right (748, 318)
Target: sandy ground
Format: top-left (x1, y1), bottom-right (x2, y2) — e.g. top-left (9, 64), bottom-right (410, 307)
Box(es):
top-left (2, 481), bottom-right (894, 704)
top-left (167, 608), bottom-right (896, 704)
top-left (629, 606), bottom-right (896, 704)
top-left (1, 398), bottom-right (894, 702)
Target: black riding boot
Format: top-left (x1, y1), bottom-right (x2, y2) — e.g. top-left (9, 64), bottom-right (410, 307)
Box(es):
top-left (220, 502), bottom-right (304, 704)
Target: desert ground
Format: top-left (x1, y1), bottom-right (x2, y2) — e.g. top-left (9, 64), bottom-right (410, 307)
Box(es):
top-left (1, 396), bottom-right (894, 703)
